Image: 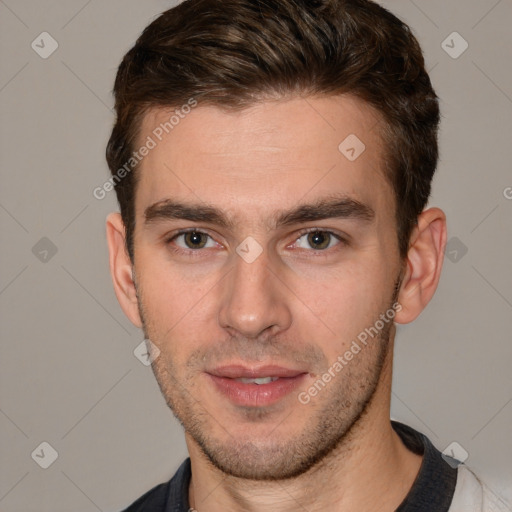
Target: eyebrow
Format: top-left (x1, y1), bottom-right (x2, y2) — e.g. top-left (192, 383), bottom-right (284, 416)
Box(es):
top-left (143, 195), bottom-right (375, 230)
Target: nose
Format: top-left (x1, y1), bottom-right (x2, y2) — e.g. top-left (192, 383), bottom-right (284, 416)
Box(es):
top-left (218, 246), bottom-right (292, 339)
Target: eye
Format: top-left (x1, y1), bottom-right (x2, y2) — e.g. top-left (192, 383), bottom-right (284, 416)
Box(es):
top-left (169, 230), bottom-right (217, 250)
top-left (293, 230), bottom-right (343, 251)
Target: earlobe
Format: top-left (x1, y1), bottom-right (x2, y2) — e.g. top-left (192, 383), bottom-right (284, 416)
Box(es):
top-left (395, 207), bottom-right (447, 324)
top-left (105, 212), bottom-right (143, 328)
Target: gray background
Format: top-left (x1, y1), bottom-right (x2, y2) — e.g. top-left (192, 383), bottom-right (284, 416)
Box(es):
top-left (0, 1), bottom-right (511, 510)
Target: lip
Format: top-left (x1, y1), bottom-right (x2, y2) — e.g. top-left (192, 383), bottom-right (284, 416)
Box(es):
top-left (206, 364), bottom-right (308, 407)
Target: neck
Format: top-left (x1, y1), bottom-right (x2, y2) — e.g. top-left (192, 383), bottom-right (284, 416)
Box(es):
top-left (186, 340), bottom-right (422, 512)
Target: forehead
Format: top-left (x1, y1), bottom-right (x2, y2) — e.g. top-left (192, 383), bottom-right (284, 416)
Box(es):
top-left (134, 95), bottom-right (394, 225)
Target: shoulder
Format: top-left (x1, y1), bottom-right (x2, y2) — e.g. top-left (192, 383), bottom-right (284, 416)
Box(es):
top-left (449, 465), bottom-right (511, 512)
top-left (120, 481), bottom-right (170, 511)
top-left (120, 458), bottom-right (192, 512)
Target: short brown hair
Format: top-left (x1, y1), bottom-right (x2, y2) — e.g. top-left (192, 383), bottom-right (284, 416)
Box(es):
top-left (106, 0), bottom-right (440, 262)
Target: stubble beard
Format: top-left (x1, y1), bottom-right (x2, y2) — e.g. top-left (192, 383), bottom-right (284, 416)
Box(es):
top-left (135, 277), bottom-right (399, 481)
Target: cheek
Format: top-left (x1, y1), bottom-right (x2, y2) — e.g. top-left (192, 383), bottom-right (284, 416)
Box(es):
top-left (137, 259), bottom-right (222, 349)
top-left (139, 248), bottom-right (215, 310)
top-left (289, 260), bottom-right (392, 352)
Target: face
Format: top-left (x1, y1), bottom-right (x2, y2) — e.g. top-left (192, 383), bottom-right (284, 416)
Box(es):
top-left (131, 95), bottom-right (403, 479)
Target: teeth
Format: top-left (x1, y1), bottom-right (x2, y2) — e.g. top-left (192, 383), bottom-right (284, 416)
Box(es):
top-left (235, 377), bottom-right (279, 384)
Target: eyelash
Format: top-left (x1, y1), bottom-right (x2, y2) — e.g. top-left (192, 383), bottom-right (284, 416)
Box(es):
top-left (164, 228), bottom-right (218, 257)
top-left (294, 228), bottom-right (348, 256)
top-left (164, 227), bottom-right (347, 256)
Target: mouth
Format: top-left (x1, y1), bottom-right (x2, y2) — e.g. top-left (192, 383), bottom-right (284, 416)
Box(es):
top-left (206, 364), bottom-right (309, 407)
top-left (235, 376), bottom-right (279, 384)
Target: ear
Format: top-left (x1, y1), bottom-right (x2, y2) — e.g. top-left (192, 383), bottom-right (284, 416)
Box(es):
top-left (394, 207), bottom-right (447, 324)
top-left (105, 212), bottom-right (142, 328)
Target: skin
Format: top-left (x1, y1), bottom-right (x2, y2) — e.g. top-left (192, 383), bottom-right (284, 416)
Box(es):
top-left (106, 95), bottom-right (447, 511)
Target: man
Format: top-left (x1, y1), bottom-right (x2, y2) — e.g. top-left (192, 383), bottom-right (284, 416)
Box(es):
top-left (105, 0), bottom-right (509, 510)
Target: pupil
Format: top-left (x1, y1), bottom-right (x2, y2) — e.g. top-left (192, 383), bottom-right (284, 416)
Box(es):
top-left (308, 231), bottom-right (329, 249)
top-left (186, 232), bottom-right (205, 248)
